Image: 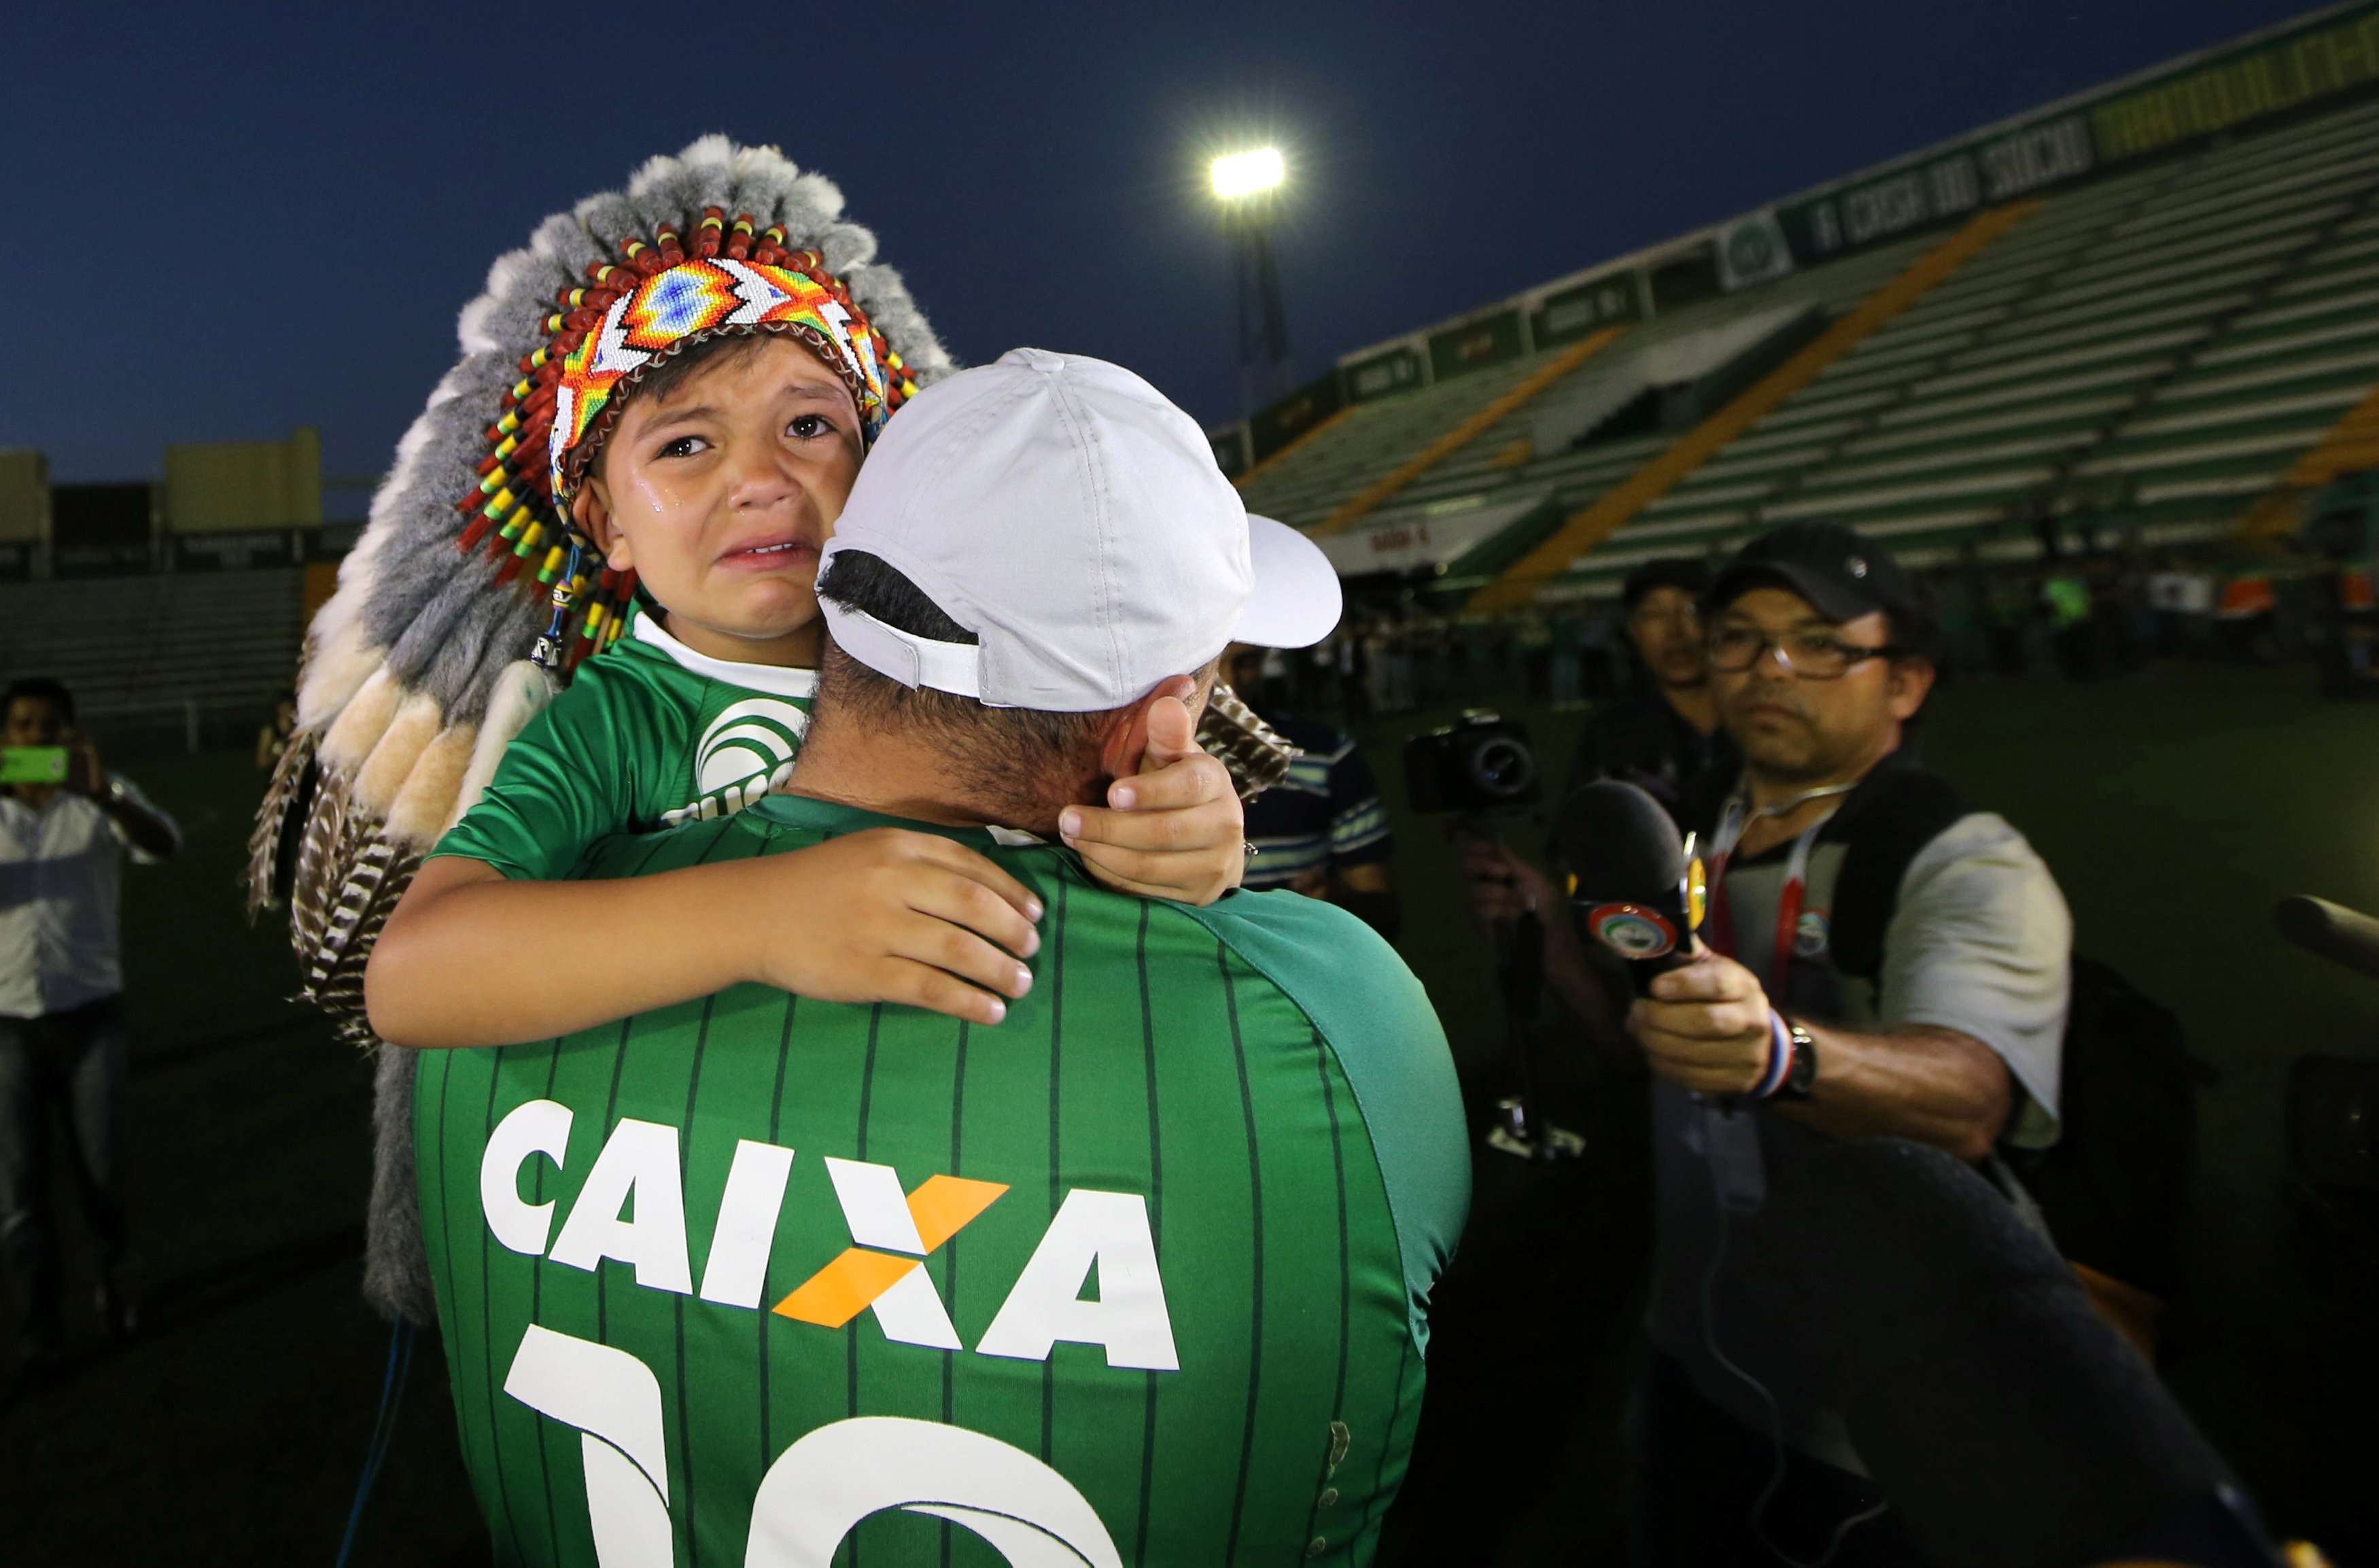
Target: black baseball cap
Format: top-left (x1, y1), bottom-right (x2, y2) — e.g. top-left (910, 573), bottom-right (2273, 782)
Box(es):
top-left (1620, 556), bottom-right (1712, 611)
top-left (1707, 521), bottom-right (1915, 625)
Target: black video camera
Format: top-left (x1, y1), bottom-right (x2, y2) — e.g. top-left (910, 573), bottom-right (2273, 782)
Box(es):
top-left (1404, 710), bottom-right (1540, 816)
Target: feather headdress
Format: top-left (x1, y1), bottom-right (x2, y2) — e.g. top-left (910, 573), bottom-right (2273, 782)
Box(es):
top-left (247, 137), bottom-right (954, 1014)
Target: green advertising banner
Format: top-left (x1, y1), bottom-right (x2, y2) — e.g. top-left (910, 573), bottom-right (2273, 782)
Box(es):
top-left (1533, 273), bottom-right (1643, 345)
top-left (1342, 345), bottom-right (1425, 404)
top-left (2091, 3), bottom-right (2379, 164)
top-left (1247, 370), bottom-right (1347, 461)
top-left (1779, 111), bottom-right (2094, 262)
top-left (1427, 307), bottom-right (1525, 382)
top-left (1777, 1), bottom-right (2379, 265)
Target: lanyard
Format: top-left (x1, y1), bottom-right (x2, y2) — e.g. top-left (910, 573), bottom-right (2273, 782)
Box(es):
top-left (1705, 782), bottom-right (1852, 995)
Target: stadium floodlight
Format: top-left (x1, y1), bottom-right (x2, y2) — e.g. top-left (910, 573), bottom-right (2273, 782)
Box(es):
top-left (1211, 147), bottom-right (1285, 201)
top-left (1208, 145), bottom-right (1291, 415)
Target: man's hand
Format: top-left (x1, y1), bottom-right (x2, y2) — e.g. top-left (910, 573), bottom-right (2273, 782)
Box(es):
top-left (1453, 834), bottom-right (1557, 927)
top-left (740, 829), bottom-right (1045, 1026)
top-left (1452, 831), bottom-right (1629, 1045)
top-left (1629, 947), bottom-right (1776, 1097)
top-left (1058, 695), bottom-right (1245, 905)
top-left (63, 730), bottom-right (104, 797)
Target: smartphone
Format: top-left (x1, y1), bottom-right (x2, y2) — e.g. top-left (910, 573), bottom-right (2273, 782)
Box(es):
top-left (0, 747), bottom-right (69, 786)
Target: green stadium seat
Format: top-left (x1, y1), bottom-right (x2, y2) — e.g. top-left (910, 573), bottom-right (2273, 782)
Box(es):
top-left (0, 571), bottom-right (303, 725)
top-left (1249, 92), bottom-right (2379, 600)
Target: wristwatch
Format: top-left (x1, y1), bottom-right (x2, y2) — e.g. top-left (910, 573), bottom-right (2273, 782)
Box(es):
top-left (1775, 1015), bottom-right (1819, 1100)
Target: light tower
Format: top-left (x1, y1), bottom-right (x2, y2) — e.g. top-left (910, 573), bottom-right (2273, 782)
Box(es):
top-left (1211, 147), bottom-right (1291, 417)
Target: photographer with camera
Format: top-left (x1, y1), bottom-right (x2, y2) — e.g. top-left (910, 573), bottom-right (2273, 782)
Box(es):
top-left (0, 677), bottom-right (179, 1394)
top-left (1457, 557), bottom-right (1734, 1034)
top-left (1625, 522), bottom-right (2071, 1565)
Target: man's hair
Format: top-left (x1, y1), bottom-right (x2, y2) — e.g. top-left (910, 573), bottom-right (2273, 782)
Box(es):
top-left (814, 551), bottom-right (1117, 785)
top-left (1621, 557), bottom-right (1711, 613)
top-left (3, 677), bottom-right (73, 723)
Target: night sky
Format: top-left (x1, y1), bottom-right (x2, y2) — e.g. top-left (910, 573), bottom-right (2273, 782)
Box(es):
top-left (3, 0), bottom-right (2322, 495)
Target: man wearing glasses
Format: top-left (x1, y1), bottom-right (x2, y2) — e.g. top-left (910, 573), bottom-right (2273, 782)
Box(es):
top-left (1629, 521), bottom-right (2071, 1564)
top-left (1458, 558), bottom-right (1735, 1013)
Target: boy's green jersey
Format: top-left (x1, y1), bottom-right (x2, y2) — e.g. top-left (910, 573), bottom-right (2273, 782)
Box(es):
top-left (415, 792), bottom-right (1468, 1568)
top-left (432, 612), bottom-right (816, 882)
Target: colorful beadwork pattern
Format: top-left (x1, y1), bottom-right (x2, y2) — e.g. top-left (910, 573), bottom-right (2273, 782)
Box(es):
top-left (550, 258), bottom-right (892, 504)
top-left (449, 205), bottom-right (922, 673)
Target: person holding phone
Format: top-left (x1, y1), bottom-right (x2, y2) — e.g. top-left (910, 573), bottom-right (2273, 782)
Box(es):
top-left (0, 676), bottom-right (179, 1393)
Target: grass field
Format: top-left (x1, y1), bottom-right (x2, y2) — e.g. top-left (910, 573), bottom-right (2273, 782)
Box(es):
top-left (4, 660), bottom-right (2376, 1563)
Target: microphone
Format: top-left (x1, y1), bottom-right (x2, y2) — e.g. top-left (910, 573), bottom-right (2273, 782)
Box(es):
top-left (1735, 1138), bottom-right (2273, 1568)
top-left (1555, 780), bottom-right (1705, 995)
top-left (2272, 893), bottom-right (2379, 982)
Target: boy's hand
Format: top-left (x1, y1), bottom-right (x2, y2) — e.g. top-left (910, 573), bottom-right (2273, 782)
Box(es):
top-left (746, 829), bottom-right (1045, 1027)
top-left (1058, 695), bottom-right (1245, 906)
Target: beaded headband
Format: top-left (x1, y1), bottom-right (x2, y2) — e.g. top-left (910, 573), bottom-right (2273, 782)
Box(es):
top-left (455, 207), bottom-right (920, 674)
top-left (550, 255), bottom-right (903, 505)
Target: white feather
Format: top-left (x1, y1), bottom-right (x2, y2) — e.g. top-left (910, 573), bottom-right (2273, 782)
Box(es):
top-left (353, 691), bottom-right (445, 820)
top-left (450, 659), bottom-right (556, 830)
top-left (387, 723), bottom-right (481, 846)
top-left (297, 616), bottom-right (385, 731)
top-left (320, 669), bottom-right (404, 773)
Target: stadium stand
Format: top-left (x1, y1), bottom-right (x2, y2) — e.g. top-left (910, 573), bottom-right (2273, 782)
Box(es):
top-left (1214, 14), bottom-right (2379, 613)
top-left (0, 570), bottom-right (302, 727)
top-left (1518, 96), bottom-right (2379, 599)
top-left (1236, 349), bottom-right (1586, 529)
top-left (1236, 238), bottom-right (1932, 570)
top-left (1308, 328), bottom-right (1624, 537)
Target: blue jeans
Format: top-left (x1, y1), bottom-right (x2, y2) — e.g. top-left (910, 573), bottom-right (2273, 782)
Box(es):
top-left (0, 995), bottom-right (128, 1346)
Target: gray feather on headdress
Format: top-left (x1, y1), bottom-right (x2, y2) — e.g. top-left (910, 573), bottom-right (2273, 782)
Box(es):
top-left (247, 137), bottom-right (956, 1005)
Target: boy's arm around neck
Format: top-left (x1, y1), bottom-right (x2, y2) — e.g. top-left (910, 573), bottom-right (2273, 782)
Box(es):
top-left (364, 831), bottom-right (1046, 1048)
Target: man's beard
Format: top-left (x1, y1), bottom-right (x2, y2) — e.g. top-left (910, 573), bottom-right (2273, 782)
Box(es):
top-left (1728, 699), bottom-right (1834, 782)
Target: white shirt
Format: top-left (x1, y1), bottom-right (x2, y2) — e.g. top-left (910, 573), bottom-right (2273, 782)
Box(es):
top-left (0, 776), bottom-right (179, 1017)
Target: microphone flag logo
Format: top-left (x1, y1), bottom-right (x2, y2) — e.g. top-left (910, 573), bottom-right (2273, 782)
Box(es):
top-left (1586, 903), bottom-right (1680, 960)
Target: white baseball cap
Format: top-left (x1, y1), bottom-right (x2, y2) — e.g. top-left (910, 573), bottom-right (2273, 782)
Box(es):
top-left (816, 347), bottom-right (1342, 712)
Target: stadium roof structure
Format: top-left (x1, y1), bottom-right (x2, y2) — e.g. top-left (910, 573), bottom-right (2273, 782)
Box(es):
top-left (1215, 0), bottom-right (2379, 606)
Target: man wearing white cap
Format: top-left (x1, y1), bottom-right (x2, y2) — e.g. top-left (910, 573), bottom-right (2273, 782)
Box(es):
top-left (410, 349), bottom-right (1468, 1568)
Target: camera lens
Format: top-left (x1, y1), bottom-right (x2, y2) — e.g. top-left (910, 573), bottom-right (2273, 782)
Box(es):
top-left (1466, 736), bottom-right (1537, 801)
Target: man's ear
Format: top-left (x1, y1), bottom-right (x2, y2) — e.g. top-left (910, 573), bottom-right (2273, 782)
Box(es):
top-left (1887, 657), bottom-right (1937, 722)
top-left (574, 478), bottom-right (631, 572)
top-left (1098, 674), bottom-right (1202, 780)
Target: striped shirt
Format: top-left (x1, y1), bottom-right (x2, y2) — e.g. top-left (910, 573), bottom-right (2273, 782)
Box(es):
top-left (414, 791), bottom-right (1468, 1567)
top-left (1241, 714), bottom-right (1391, 893)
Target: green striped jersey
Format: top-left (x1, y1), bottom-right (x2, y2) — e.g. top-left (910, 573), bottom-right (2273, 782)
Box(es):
top-left (415, 791), bottom-right (1468, 1568)
top-left (432, 611), bottom-right (816, 882)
